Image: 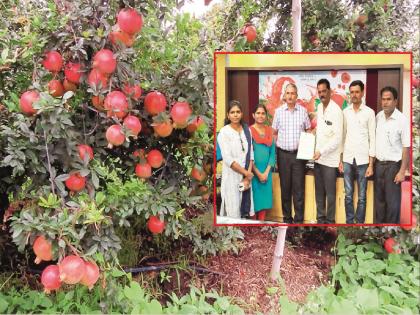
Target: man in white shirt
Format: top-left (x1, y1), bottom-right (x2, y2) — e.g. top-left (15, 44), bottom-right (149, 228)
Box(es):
top-left (313, 79), bottom-right (343, 224)
top-left (374, 86), bottom-right (410, 223)
top-left (339, 80), bottom-right (375, 224)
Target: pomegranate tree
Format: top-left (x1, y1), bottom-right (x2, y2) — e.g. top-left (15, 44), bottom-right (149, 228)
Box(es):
top-left (48, 80), bottom-right (64, 97)
top-left (135, 163), bottom-right (152, 179)
top-left (64, 62), bottom-right (83, 84)
top-left (191, 165), bottom-right (207, 182)
top-left (384, 238), bottom-right (401, 254)
top-left (87, 69), bottom-right (109, 89)
top-left (109, 25), bottom-right (135, 47)
top-left (123, 115), bottom-right (142, 138)
top-left (170, 101), bottom-right (192, 126)
top-left (78, 144), bottom-right (94, 162)
top-left (123, 83), bottom-right (142, 101)
top-left (243, 25), bottom-right (257, 43)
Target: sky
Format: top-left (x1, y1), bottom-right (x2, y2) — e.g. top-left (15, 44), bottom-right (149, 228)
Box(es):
top-left (179, 0), bottom-right (223, 17)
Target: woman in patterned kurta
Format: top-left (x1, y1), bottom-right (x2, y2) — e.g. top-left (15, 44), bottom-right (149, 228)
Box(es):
top-left (217, 101), bottom-right (254, 218)
top-left (250, 105), bottom-right (276, 221)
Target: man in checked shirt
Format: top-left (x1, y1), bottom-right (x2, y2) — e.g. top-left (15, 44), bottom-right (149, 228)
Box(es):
top-left (272, 83), bottom-right (311, 224)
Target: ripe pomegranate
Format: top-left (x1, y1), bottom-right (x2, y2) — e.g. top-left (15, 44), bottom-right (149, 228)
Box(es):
top-left (63, 79), bottom-right (77, 92)
top-left (402, 213), bottom-right (417, 231)
top-left (19, 90), bottom-right (39, 115)
top-left (147, 149), bottom-right (164, 168)
top-left (41, 265), bottom-right (61, 294)
top-left (186, 116), bottom-right (205, 133)
top-left (135, 163), bottom-right (152, 179)
top-left (104, 91), bottom-right (129, 119)
top-left (65, 173), bottom-right (86, 192)
top-left (109, 25), bottom-right (135, 47)
top-left (144, 91), bottom-right (167, 115)
top-left (147, 215), bottom-right (165, 234)
top-left (341, 72), bottom-right (351, 84)
top-left (123, 83), bottom-right (142, 101)
top-left (191, 166), bottom-right (207, 182)
top-left (152, 120), bottom-right (173, 137)
top-left (48, 80), bottom-right (64, 97)
top-left (42, 51), bottom-right (63, 72)
top-left (123, 115), bottom-right (142, 138)
top-left (87, 68), bottom-right (109, 89)
top-left (93, 49), bottom-right (117, 75)
top-left (198, 185), bottom-right (210, 201)
top-left (106, 124), bottom-right (125, 148)
top-left (80, 260), bottom-right (100, 290)
top-left (64, 62), bottom-right (83, 84)
top-left (384, 238), bottom-right (400, 254)
top-left (170, 102), bottom-right (192, 125)
top-left (91, 95), bottom-right (105, 111)
top-left (59, 255), bottom-right (86, 284)
top-left (33, 235), bottom-right (53, 264)
top-left (355, 15), bottom-right (367, 28)
top-left (78, 144), bottom-right (94, 161)
top-left (117, 8), bottom-right (143, 35)
top-left (244, 25), bottom-right (257, 43)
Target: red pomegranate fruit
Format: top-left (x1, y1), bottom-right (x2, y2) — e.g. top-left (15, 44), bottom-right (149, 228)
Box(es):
top-left (170, 101), bottom-right (192, 125)
top-left (135, 163), bottom-right (152, 179)
top-left (63, 79), bottom-right (77, 92)
top-left (41, 265), bottom-right (61, 294)
top-left (104, 91), bottom-right (129, 119)
top-left (93, 49), bottom-right (117, 75)
top-left (65, 173), bottom-right (86, 192)
top-left (19, 90), bottom-right (39, 115)
top-left (117, 8), bottom-right (143, 35)
top-left (191, 166), bottom-right (207, 182)
top-left (186, 116), bottom-right (205, 133)
top-left (244, 25), bottom-right (257, 43)
top-left (48, 80), bottom-right (64, 97)
top-left (64, 62), bottom-right (83, 84)
top-left (147, 215), bottom-right (165, 234)
top-left (384, 238), bottom-right (401, 254)
top-left (152, 120), bottom-right (173, 137)
top-left (109, 25), bottom-right (135, 47)
top-left (42, 51), bottom-right (63, 72)
top-left (80, 260), bottom-right (100, 290)
top-left (144, 91), bottom-right (167, 115)
top-left (33, 235), bottom-right (53, 264)
top-left (91, 95), bottom-right (105, 111)
top-left (106, 124), bottom-right (125, 148)
top-left (147, 149), bottom-right (164, 168)
top-left (341, 72), bottom-right (351, 84)
top-left (59, 255), bottom-right (86, 284)
top-left (123, 83), bottom-right (142, 101)
top-left (87, 68), bottom-right (109, 89)
top-left (123, 115), bottom-right (142, 138)
top-left (78, 144), bottom-right (94, 162)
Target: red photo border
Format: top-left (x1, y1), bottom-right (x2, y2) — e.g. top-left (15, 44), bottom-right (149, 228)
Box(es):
top-left (212, 51), bottom-right (413, 228)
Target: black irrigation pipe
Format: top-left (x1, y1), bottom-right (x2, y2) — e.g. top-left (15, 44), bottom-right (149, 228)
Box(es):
top-left (28, 264), bottom-right (225, 276)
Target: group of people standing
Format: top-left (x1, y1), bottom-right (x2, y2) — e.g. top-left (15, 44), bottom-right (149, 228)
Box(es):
top-left (218, 78), bottom-right (410, 224)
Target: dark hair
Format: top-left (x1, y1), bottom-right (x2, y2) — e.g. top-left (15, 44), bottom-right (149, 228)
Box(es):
top-left (317, 78), bottom-right (330, 90)
top-left (253, 104), bottom-right (268, 115)
top-left (380, 86), bottom-right (398, 100)
top-left (349, 80), bottom-right (364, 91)
top-left (224, 100), bottom-right (243, 125)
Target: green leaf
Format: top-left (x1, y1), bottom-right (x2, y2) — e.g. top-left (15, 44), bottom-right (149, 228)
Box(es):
top-left (142, 299), bottom-right (163, 314)
top-left (0, 296), bottom-right (8, 313)
top-left (279, 296), bottom-right (299, 315)
top-left (356, 287), bottom-right (379, 312)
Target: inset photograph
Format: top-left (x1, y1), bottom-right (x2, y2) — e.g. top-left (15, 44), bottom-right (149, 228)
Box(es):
top-left (214, 52), bottom-right (412, 226)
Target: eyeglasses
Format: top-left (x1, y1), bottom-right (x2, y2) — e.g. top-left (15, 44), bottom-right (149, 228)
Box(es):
top-left (239, 134), bottom-right (245, 152)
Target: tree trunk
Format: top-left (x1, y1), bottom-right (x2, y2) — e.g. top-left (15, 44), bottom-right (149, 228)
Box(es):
top-left (291, 0), bottom-right (302, 52)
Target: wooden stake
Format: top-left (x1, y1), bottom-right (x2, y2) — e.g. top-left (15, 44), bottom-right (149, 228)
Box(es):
top-left (270, 226), bottom-right (288, 280)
